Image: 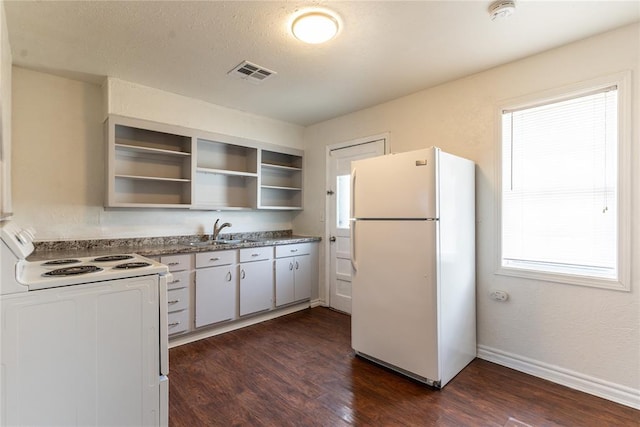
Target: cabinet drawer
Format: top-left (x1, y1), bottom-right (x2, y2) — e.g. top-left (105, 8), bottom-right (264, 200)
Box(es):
top-left (167, 287), bottom-right (189, 312)
top-left (161, 254), bottom-right (192, 272)
top-left (195, 250), bottom-right (237, 268)
top-left (275, 243), bottom-right (311, 258)
top-left (239, 246), bottom-right (273, 263)
top-left (167, 270), bottom-right (190, 290)
top-left (168, 310), bottom-right (189, 335)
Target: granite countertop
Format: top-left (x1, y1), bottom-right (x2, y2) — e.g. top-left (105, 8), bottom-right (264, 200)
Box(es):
top-left (28, 230), bottom-right (321, 261)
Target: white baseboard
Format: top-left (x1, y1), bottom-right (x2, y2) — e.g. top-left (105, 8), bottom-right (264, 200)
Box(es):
top-left (477, 345), bottom-right (640, 410)
top-left (169, 301), bottom-right (311, 348)
top-left (310, 298), bottom-right (325, 308)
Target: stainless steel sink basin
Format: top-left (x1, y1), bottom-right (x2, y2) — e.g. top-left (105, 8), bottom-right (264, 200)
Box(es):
top-left (186, 239), bottom-right (258, 247)
top-left (217, 239), bottom-right (259, 244)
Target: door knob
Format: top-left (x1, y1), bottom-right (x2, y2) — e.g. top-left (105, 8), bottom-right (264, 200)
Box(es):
top-left (329, 236), bottom-right (336, 242)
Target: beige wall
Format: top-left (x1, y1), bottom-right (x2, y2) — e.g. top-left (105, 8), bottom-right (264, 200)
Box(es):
top-left (298, 23), bottom-right (640, 405)
top-left (11, 68), bottom-right (304, 240)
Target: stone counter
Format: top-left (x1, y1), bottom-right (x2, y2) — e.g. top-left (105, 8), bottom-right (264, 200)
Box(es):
top-left (29, 230), bottom-right (321, 261)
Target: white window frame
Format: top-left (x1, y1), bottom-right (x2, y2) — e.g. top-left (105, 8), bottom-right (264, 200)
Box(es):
top-left (495, 71), bottom-right (631, 291)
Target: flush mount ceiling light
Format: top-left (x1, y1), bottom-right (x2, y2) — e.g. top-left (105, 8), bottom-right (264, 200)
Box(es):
top-left (489, 0), bottom-right (516, 20)
top-left (291, 11), bottom-right (340, 44)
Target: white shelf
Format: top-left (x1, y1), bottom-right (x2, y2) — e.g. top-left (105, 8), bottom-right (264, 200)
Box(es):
top-left (115, 174), bottom-right (191, 183)
top-left (196, 167), bottom-right (258, 178)
top-left (261, 163), bottom-right (302, 172)
top-left (261, 185), bottom-right (302, 191)
top-left (115, 143), bottom-right (191, 157)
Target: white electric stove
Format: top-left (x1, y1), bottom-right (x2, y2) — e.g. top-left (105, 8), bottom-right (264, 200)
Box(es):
top-left (1, 222), bottom-right (168, 294)
top-left (0, 222), bottom-right (170, 427)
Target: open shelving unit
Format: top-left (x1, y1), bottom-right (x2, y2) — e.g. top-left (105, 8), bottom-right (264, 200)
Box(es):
top-left (105, 115), bottom-right (304, 211)
top-left (192, 139), bottom-right (259, 210)
top-left (106, 117), bottom-right (192, 208)
top-left (259, 150), bottom-right (303, 210)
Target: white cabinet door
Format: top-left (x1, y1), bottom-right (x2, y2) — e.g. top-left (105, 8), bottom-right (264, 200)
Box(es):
top-left (195, 265), bottom-right (237, 327)
top-left (239, 260), bottom-right (273, 316)
top-left (275, 257), bottom-right (295, 306)
top-left (293, 254), bottom-right (311, 301)
top-left (275, 254), bottom-right (311, 306)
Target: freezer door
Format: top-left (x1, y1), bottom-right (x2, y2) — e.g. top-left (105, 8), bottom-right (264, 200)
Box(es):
top-left (351, 147), bottom-right (437, 219)
top-left (351, 220), bottom-right (439, 382)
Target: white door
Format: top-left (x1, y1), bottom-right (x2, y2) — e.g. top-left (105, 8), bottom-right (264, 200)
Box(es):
top-left (327, 138), bottom-right (386, 313)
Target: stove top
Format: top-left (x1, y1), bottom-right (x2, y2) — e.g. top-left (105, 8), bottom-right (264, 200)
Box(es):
top-left (18, 253), bottom-right (168, 291)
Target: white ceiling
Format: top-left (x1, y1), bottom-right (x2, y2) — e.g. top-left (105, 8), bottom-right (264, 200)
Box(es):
top-left (5, 1), bottom-right (639, 126)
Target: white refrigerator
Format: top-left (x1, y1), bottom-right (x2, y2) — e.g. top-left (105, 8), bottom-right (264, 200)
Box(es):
top-left (350, 146), bottom-right (476, 388)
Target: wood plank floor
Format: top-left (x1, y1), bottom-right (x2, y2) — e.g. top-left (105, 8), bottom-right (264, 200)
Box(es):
top-left (169, 307), bottom-right (638, 426)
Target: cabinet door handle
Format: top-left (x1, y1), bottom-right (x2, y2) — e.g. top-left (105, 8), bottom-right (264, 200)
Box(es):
top-left (169, 279), bottom-right (181, 284)
top-left (210, 257), bottom-right (220, 261)
top-left (251, 253), bottom-right (260, 257)
top-left (226, 271), bottom-right (232, 282)
top-left (289, 262), bottom-right (294, 271)
top-left (290, 249), bottom-right (298, 253)
top-left (168, 299), bottom-right (180, 305)
top-left (241, 269), bottom-right (246, 279)
top-left (168, 322), bottom-right (181, 327)
top-left (295, 261), bottom-right (299, 270)
top-left (168, 262), bottom-right (180, 266)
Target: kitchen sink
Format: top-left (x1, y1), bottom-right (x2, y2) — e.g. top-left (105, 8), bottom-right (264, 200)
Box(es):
top-left (186, 239), bottom-right (258, 247)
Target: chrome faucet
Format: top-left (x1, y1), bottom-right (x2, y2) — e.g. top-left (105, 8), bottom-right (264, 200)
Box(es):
top-left (212, 218), bottom-right (232, 241)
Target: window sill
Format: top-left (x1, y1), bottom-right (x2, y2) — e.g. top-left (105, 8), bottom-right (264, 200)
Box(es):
top-left (495, 266), bottom-right (629, 292)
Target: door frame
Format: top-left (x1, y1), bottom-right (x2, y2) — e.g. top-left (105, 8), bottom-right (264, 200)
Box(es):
top-left (324, 132), bottom-right (391, 307)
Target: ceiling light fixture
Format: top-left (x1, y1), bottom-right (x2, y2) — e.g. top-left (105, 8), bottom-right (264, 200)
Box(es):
top-left (291, 11), bottom-right (339, 44)
top-left (489, 0), bottom-right (516, 21)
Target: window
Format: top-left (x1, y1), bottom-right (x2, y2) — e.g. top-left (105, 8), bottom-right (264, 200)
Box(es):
top-left (498, 73), bottom-right (630, 291)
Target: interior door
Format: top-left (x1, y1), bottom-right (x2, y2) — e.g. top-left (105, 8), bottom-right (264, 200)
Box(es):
top-left (328, 139), bottom-right (386, 313)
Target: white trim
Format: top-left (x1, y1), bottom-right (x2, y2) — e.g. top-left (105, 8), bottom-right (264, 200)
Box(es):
top-left (168, 301), bottom-right (310, 348)
top-left (309, 298), bottom-right (325, 308)
top-left (494, 71), bottom-right (632, 291)
top-left (324, 133), bottom-right (391, 309)
top-left (477, 345), bottom-right (640, 410)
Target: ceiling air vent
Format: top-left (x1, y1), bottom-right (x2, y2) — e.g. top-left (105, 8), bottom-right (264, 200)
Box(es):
top-left (228, 61), bottom-right (277, 84)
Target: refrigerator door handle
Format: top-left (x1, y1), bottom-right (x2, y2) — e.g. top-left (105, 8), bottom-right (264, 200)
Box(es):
top-left (350, 219), bottom-right (358, 272)
top-left (351, 168), bottom-right (357, 220)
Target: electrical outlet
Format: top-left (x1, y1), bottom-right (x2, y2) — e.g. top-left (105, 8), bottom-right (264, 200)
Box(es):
top-left (490, 290), bottom-right (509, 302)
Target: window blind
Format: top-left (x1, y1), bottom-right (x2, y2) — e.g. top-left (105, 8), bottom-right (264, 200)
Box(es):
top-left (501, 87), bottom-right (618, 279)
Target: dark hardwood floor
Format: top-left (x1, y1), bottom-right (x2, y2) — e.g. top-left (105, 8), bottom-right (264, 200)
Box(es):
top-left (169, 307), bottom-right (638, 426)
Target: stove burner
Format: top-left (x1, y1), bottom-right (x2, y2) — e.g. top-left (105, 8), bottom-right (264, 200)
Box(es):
top-left (93, 255), bottom-right (135, 262)
top-left (113, 262), bottom-right (151, 270)
top-left (43, 265), bottom-right (103, 277)
top-left (42, 259), bottom-right (81, 266)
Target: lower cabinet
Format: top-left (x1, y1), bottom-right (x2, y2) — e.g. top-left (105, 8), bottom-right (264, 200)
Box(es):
top-left (195, 250), bottom-right (237, 328)
top-left (162, 240), bottom-right (317, 341)
top-left (275, 243), bottom-right (312, 307)
top-left (160, 254), bottom-right (194, 336)
top-left (239, 247), bottom-right (274, 316)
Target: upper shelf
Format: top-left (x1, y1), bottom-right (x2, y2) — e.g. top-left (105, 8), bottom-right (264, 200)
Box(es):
top-left (115, 143), bottom-right (192, 158)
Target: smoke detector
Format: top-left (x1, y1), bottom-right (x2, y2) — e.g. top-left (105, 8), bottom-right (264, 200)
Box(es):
top-left (489, 0), bottom-right (516, 20)
top-left (228, 61), bottom-right (276, 84)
